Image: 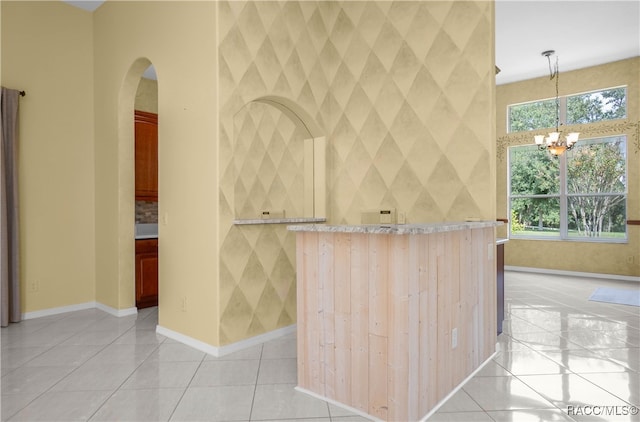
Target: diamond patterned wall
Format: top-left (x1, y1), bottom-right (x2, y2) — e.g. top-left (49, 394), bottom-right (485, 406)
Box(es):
top-left (218, 0), bottom-right (330, 344)
top-left (326, 1), bottom-right (494, 224)
top-left (217, 0), bottom-right (495, 345)
top-left (233, 101), bottom-right (308, 219)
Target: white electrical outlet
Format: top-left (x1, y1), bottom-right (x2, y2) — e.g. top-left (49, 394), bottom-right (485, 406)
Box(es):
top-left (488, 243), bottom-right (494, 260)
top-left (452, 328), bottom-right (458, 349)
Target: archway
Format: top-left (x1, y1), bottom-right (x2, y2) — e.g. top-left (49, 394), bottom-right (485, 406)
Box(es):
top-left (117, 57), bottom-right (159, 312)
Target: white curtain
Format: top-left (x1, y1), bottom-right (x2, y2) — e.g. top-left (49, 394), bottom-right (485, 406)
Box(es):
top-left (1, 87), bottom-right (21, 327)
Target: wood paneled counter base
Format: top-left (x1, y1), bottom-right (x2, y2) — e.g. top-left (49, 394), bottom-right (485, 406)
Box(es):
top-left (289, 222), bottom-right (501, 421)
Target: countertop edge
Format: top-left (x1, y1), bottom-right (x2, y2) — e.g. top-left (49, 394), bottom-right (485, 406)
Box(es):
top-left (288, 221), bottom-right (503, 234)
top-left (234, 217), bottom-right (327, 225)
top-left (135, 235), bottom-right (158, 240)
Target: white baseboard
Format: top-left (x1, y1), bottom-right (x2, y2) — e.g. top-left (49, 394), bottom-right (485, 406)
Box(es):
top-left (506, 266), bottom-right (640, 283)
top-left (22, 301), bottom-right (137, 320)
top-left (95, 302), bottom-right (138, 317)
top-left (22, 301), bottom-right (96, 320)
top-left (419, 350), bottom-right (499, 421)
top-left (295, 386), bottom-right (385, 422)
top-left (156, 324), bottom-right (296, 357)
top-left (217, 324), bottom-right (296, 356)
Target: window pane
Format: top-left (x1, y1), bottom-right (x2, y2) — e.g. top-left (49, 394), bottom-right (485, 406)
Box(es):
top-left (566, 137), bottom-right (626, 194)
top-left (509, 99), bottom-right (557, 132)
top-left (566, 87), bottom-right (626, 124)
top-left (568, 195), bottom-right (626, 238)
top-left (510, 197), bottom-right (560, 237)
top-left (509, 145), bottom-right (560, 195)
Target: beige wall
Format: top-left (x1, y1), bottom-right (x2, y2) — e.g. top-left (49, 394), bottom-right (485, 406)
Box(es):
top-left (1, 2), bottom-right (96, 312)
top-left (496, 58), bottom-right (640, 277)
top-left (93, 1), bottom-right (219, 344)
top-left (218, 0), bottom-right (496, 345)
top-left (135, 77), bottom-right (158, 114)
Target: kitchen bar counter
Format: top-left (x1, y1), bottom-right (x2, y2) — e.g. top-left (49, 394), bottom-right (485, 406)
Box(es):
top-left (290, 221), bottom-right (502, 421)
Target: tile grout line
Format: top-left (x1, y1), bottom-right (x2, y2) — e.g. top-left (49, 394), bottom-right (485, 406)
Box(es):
top-left (165, 344), bottom-right (209, 422)
top-left (248, 344), bottom-right (265, 422)
top-left (60, 310), bottom-right (163, 421)
top-left (3, 310), bottom-right (137, 421)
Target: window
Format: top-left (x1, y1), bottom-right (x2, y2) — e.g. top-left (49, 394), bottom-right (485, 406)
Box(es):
top-left (567, 87), bottom-right (627, 124)
top-left (508, 86), bottom-right (626, 133)
top-left (509, 136), bottom-right (627, 241)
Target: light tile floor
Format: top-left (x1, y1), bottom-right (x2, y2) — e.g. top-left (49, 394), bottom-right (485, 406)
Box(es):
top-left (1, 271), bottom-right (639, 421)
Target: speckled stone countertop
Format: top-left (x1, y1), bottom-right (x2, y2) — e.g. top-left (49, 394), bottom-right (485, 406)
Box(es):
top-left (288, 221), bottom-right (503, 235)
top-left (234, 217), bottom-right (326, 226)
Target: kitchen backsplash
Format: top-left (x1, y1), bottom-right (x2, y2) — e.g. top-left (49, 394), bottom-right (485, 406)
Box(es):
top-left (136, 200), bottom-right (158, 223)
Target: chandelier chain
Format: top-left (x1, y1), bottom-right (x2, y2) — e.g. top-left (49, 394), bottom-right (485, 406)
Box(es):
top-left (546, 53), bottom-right (560, 131)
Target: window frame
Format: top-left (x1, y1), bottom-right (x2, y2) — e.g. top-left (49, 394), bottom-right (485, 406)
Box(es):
top-left (508, 136), bottom-right (628, 243)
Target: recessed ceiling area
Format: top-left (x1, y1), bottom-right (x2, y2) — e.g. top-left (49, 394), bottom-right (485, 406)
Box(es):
top-left (62, 0), bottom-right (639, 85)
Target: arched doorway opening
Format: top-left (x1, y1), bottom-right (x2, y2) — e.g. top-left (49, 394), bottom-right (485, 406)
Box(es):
top-left (118, 57), bottom-right (160, 312)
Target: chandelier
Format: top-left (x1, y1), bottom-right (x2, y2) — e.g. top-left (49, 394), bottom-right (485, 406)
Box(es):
top-left (534, 50), bottom-right (579, 156)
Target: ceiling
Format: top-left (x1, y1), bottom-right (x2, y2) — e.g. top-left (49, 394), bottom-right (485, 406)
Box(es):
top-left (495, 0), bottom-right (639, 84)
top-left (64, 0), bottom-right (639, 85)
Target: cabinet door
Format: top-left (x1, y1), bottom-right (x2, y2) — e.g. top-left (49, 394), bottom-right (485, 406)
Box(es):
top-left (135, 239), bottom-right (158, 309)
top-left (135, 110), bottom-right (158, 201)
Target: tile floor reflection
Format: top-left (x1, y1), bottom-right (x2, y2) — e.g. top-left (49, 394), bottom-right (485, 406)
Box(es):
top-left (1, 271), bottom-right (638, 421)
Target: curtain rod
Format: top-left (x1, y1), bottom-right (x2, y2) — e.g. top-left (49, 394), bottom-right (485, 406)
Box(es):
top-left (19, 91), bottom-right (26, 97)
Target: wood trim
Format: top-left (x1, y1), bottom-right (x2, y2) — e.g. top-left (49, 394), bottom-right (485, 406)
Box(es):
top-left (627, 220), bottom-right (640, 226)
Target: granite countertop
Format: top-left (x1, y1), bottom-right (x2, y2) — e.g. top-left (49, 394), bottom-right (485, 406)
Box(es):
top-left (288, 221), bottom-right (503, 235)
top-left (234, 217), bottom-right (326, 225)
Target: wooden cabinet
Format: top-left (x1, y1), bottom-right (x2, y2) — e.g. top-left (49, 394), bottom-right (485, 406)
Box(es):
top-left (135, 110), bottom-right (158, 201)
top-left (135, 239), bottom-right (158, 309)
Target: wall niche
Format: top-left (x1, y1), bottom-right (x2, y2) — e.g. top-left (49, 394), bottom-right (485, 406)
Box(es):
top-left (233, 98), bottom-right (325, 224)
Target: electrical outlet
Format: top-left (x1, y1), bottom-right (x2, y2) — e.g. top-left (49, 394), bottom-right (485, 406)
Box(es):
top-left (488, 243), bottom-right (494, 260)
top-left (181, 296), bottom-right (187, 312)
top-left (380, 210), bottom-right (392, 224)
top-left (627, 255), bottom-right (635, 264)
top-left (29, 280), bottom-right (39, 292)
top-left (261, 210), bottom-right (285, 219)
top-left (452, 328), bottom-right (458, 349)
top-left (361, 209), bottom-right (397, 224)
